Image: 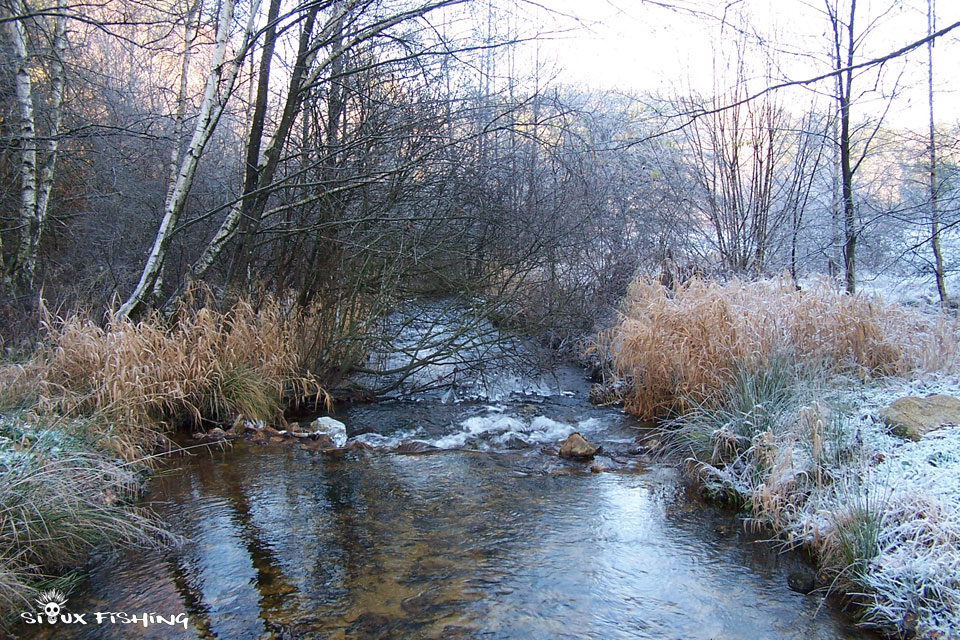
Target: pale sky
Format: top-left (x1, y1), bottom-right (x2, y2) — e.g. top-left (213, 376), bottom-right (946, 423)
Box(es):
top-left (522, 0), bottom-right (960, 130)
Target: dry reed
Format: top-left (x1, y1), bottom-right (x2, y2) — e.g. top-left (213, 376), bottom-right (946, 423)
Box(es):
top-left (601, 275), bottom-right (959, 420)
top-left (27, 292), bottom-right (345, 459)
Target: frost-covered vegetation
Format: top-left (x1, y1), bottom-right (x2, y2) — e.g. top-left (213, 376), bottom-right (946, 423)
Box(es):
top-left (600, 276), bottom-right (958, 420)
top-left (601, 276), bottom-right (960, 637)
top-left (0, 411), bottom-right (174, 619)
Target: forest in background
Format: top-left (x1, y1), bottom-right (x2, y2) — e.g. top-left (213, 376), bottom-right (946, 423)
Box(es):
top-left (0, 0), bottom-right (957, 368)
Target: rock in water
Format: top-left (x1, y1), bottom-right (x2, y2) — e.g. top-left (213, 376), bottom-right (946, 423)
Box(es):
top-left (301, 434), bottom-right (336, 451)
top-left (559, 432), bottom-right (599, 459)
top-left (194, 427), bottom-right (229, 442)
top-left (880, 395), bottom-right (960, 441)
top-left (310, 416), bottom-right (348, 448)
top-left (787, 569), bottom-right (816, 594)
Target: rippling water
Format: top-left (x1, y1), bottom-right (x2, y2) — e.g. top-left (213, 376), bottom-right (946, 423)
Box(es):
top-left (18, 377), bottom-right (869, 640)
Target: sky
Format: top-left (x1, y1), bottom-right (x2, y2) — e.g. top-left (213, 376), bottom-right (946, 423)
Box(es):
top-left (520, 0), bottom-right (960, 130)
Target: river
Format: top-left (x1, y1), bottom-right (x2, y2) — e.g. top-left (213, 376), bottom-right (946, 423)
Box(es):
top-left (18, 303), bottom-right (871, 639)
top-left (19, 368), bottom-right (871, 639)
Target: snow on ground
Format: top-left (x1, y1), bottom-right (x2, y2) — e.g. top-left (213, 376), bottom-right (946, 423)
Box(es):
top-left (799, 268), bottom-right (960, 309)
top-left (826, 375), bottom-right (960, 636)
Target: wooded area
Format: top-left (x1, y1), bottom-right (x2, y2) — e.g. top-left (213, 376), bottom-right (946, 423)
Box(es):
top-left (1, 0), bottom-right (957, 355)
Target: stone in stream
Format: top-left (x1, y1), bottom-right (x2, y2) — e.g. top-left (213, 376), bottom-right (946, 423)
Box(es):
top-left (879, 394), bottom-right (960, 441)
top-left (396, 441), bottom-right (437, 454)
top-left (193, 427), bottom-right (230, 442)
top-left (559, 432), bottom-right (599, 459)
top-left (310, 416), bottom-right (348, 448)
top-left (787, 568), bottom-right (817, 594)
top-left (300, 434), bottom-right (337, 451)
top-left (249, 424), bottom-right (282, 444)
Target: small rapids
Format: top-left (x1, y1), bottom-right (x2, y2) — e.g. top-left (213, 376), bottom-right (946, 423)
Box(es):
top-left (16, 302), bottom-right (873, 640)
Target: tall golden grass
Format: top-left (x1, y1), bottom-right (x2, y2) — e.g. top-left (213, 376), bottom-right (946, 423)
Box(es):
top-left (600, 276), bottom-right (959, 420)
top-left (25, 291), bottom-right (358, 459)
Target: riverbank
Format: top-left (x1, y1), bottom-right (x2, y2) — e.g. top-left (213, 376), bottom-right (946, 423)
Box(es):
top-left (0, 408), bottom-right (174, 622)
top-left (599, 276), bottom-right (960, 638)
top-left (0, 292), bottom-right (352, 622)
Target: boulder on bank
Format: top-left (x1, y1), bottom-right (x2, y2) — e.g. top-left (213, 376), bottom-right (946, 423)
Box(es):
top-left (310, 417), bottom-right (348, 448)
top-left (879, 394), bottom-right (960, 441)
top-left (559, 432), bottom-right (599, 459)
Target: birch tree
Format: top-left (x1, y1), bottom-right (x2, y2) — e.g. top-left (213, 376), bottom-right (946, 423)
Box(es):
top-left (172, 0), bottom-right (469, 303)
top-left (118, 0), bottom-right (261, 319)
top-left (1, 0), bottom-right (67, 293)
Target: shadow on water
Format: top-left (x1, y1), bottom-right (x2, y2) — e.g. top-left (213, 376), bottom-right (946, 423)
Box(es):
top-left (18, 421), bottom-right (871, 639)
top-left (15, 306), bottom-right (875, 639)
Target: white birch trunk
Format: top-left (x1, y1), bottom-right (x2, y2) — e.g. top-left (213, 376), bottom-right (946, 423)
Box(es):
top-left (170, 0), bottom-right (451, 302)
top-left (5, 0), bottom-right (37, 288)
top-left (1, 0), bottom-right (67, 291)
top-left (181, 6), bottom-right (350, 286)
top-left (118, 0), bottom-right (261, 318)
top-left (153, 1), bottom-right (200, 302)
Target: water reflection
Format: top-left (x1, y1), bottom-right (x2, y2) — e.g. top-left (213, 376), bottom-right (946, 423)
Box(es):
top-left (21, 438), bottom-right (867, 640)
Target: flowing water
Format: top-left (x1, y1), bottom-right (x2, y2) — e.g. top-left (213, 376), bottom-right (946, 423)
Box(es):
top-left (18, 304), bottom-right (871, 639)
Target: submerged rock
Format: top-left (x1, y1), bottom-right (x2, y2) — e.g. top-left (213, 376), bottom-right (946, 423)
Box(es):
top-left (787, 568), bottom-right (817, 594)
top-left (310, 416), bottom-right (348, 448)
top-left (880, 395), bottom-right (960, 441)
top-left (396, 440), bottom-right (437, 454)
top-left (301, 434), bottom-right (337, 451)
top-left (193, 427), bottom-right (230, 443)
top-left (559, 432), bottom-right (599, 459)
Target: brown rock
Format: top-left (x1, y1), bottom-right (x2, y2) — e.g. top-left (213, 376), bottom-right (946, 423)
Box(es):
top-left (289, 421), bottom-right (307, 434)
top-left (396, 441), bottom-right (436, 454)
top-left (559, 432), bottom-right (599, 459)
top-left (788, 568), bottom-right (817, 594)
top-left (301, 434), bottom-right (337, 451)
top-left (195, 427), bottom-right (228, 442)
top-left (880, 395), bottom-right (960, 441)
top-left (314, 434), bottom-right (337, 449)
top-left (268, 436), bottom-right (285, 444)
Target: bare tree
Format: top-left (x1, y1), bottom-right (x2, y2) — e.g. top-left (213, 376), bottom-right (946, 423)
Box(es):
top-left (926, 0), bottom-right (947, 305)
top-left (118, 0), bottom-right (261, 319)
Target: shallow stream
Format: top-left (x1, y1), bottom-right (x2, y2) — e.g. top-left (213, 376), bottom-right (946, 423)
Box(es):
top-left (19, 362), bottom-right (870, 639)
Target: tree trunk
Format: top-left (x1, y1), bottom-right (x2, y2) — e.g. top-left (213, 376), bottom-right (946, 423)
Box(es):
top-left (2, 0), bottom-right (66, 293)
top-left (927, 0), bottom-right (947, 306)
top-left (118, 0), bottom-right (259, 319)
top-left (226, 0), bottom-right (282, 288)
top-left (830, 0), bottom-right (858, 294)
top-left (166, 4), bottom-right (323, 306)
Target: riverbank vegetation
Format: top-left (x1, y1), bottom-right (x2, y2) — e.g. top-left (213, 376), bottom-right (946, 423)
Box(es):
top-left (1, 0), bottom-right (959, 636)
top-left (599, 276), bottom-right (960, 637)
top-left (0, 290), bottom-right (365, 620)
top-left (0, 408), bottom-right (175, 618)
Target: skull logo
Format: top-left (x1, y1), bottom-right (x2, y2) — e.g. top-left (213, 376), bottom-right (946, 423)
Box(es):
top-left (35, 589), bottom-right (67, 624)
top-left (43, 601), bottom-right (61, 622)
